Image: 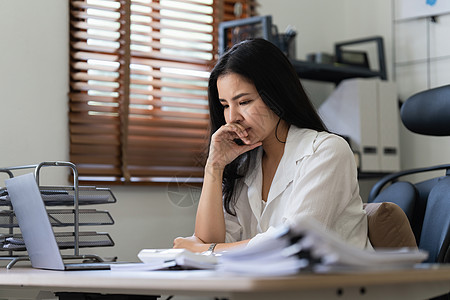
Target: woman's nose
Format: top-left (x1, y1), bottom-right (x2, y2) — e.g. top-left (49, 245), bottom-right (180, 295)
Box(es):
top-left (228, 106), bottom-right (243, 123)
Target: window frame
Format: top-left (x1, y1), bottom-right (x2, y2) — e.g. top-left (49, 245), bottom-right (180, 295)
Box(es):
top-left (68, 0), bottom-right (257, 185)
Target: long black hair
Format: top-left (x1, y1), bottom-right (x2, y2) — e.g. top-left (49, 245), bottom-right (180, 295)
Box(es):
top-left (208, 38), bottom-right (327, 215)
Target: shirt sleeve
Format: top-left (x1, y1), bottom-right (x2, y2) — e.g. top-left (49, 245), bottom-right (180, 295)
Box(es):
top-left (224, 209), bottom-right (242, 243)
top-left (246, 226), bottom-right (280, 248)
top-left (286, 134), bottom-right (360, 231)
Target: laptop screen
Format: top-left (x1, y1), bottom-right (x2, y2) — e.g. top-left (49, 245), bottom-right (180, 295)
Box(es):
top-left (6, 173), bottom-right (65, 270)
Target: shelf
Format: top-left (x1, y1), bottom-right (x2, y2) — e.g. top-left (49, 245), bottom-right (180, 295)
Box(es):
top-left (218, 16), bottom-right (386, 85)
top-left (290, 59), bottom-right (383, 84)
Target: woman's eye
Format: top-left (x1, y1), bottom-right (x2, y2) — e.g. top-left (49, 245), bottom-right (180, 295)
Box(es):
top-left (240, 100), bottom-right (252, 106)
top-left (222, 104), bottom-right (229, 109)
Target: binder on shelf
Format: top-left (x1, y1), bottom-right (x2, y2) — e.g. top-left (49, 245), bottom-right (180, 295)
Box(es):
top-left (318, 78), bottom-right (400, 173)
top-left (378, 80), bottom-right (401, 172)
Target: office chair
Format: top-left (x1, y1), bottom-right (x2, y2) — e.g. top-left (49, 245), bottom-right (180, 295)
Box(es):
top-left (369, 181), bottom-right (416, 223)
top-left (368, 84), bottom-right (450, 265)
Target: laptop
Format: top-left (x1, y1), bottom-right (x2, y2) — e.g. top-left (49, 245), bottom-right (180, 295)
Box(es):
top-left (5, 173), bottom-right (110, 271)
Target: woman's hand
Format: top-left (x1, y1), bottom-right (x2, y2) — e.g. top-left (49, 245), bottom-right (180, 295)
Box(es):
top-left (173, 236), bottom-right (209, 253)
top-left (207, 123), bottom-right (262, 170)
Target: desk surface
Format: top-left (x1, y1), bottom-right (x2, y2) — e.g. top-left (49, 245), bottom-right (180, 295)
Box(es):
top-left (1, 265), bottom-right (450, 300)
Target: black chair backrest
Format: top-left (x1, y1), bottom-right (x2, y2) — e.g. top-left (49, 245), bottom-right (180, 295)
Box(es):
top-left (370, 175), bottom-right (449, 246)
top-left (369, 84), bottom-right (450, 265)
top-left (419, 176), bottom-right (450, 263)
top-left (371, 181), bottom-right (416, 223)
top-left (401, 84), bottom-right (450, 136)
top-left (413, 176), bottom-right (447, 243)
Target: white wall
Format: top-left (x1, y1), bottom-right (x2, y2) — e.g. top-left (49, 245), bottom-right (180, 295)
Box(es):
top-left (257, 0), bottom-right (346, 107)
top-left (0, 0), bottom-right (69, 169)
top-left (393, 11), bottom-right (450, 176)
top-left (1, 0), bottom-right (449, 262)
top-left (84, 186), bottom-right (199, 262)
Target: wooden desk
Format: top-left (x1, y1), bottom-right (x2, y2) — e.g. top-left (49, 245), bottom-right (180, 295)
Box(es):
top-left (0, 265), bottom-right (450, 300)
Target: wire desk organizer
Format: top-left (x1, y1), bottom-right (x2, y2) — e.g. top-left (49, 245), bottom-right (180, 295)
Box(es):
top-left (0, 161), bottom-right (116, 269)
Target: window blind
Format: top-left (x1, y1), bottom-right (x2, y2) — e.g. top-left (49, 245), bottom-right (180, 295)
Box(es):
top-left (69, 0), bottom-right (257, 184)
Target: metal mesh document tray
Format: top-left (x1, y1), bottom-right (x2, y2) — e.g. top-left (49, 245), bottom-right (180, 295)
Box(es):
top-left (0, 161), bottom-right (117, 268)
top-left (0, 209), bottom-right (114, 228)
top-left (1, 231), bottom-right (114, 252)
top-left (0, 186), bottom-right (116, 207)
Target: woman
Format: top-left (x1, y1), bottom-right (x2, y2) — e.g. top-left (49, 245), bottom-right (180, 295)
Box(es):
top-left (173, 39), bottom-right (370, 253)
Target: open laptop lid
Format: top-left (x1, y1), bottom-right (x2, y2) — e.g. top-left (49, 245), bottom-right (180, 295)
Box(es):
top-left (6, 173), bottom-right (65, 270)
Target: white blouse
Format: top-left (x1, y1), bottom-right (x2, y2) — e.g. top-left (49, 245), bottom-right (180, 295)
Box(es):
top-left (224, 126), bottom-right (370, 249)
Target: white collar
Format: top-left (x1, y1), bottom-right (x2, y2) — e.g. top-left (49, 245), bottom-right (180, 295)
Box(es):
top-left (244, 126), bottom-right (320, 204)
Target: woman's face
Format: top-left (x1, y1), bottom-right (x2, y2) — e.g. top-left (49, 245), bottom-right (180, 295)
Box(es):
top-left (217, 73), bottom-right (280, 145)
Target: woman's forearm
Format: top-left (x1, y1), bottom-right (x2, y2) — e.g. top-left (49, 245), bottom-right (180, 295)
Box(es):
top-left (194, 164), bottom-right (227, 243)
top-left (194, 122), bottom-right (260, 243)
top-left (213, 239), bottom-right (249, 252)
top-left (173, 236), bottom-right (249, 253)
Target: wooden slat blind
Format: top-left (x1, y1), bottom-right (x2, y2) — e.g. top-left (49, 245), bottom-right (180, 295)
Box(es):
top-left (69, 0), bottom-right (257, 184)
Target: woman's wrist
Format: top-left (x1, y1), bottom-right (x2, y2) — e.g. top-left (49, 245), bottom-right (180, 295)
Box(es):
top-left (205, 161), bottom-right (225, 173)
top-left (202, 243), bottom-right (217, 255)
top-left (208, 242), bottom-right (217, 252)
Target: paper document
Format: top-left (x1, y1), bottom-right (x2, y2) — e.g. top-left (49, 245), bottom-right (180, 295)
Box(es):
top-left (121, 218), bottom-right (428, 275)
top-left (110, 249), bottom-right (219, 271)
top-left (218, 217), bottom-right (428, 276)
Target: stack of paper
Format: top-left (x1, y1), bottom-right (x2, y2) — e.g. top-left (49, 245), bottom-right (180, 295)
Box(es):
top-left (138, 249), bottom-right (218, 269)
top-left (217, 229), bottom-right (310, 276)
top-left (112, 217), bottom-right (428, 274)
top-left (110, 249), bottom-right (218, 271)
top-left (218, 217), bottom-right (428, 276)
